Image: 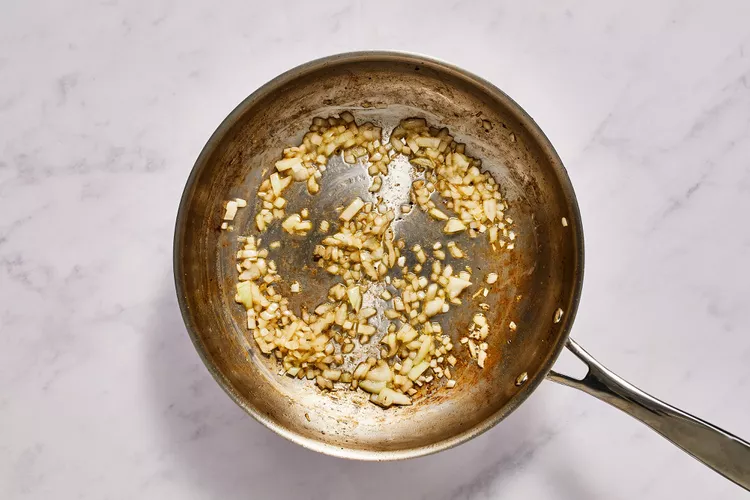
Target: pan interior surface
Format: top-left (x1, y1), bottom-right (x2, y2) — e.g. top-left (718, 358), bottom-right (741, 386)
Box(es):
top-left (174, 53), bottom-right (583, 459)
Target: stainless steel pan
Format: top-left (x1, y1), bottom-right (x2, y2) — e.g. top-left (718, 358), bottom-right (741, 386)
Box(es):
top-left (174, 51), bottom-right (750, 490)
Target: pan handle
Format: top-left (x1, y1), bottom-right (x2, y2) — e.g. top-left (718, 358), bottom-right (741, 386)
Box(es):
top-left (547, 338), bottom-right (750, 491)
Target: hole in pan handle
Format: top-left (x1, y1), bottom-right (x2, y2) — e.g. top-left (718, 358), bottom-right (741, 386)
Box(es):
top-left (547, 338), bottom-right (750, 492)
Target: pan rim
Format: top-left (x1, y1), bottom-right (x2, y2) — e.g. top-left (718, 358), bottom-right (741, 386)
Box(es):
top-left (173, 50), bottom-right (585, 461)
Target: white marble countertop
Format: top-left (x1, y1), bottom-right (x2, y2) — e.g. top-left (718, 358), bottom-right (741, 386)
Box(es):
top-left (2, 1), bottom-right (750, 498)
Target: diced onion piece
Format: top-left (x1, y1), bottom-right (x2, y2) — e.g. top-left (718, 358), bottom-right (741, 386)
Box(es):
top-left (483, 199), bottom-right (497, 222)
top-left (486, 273), bottom-right (498, 284)
top-left (428, 208), bottom-right (449, 221)
top-left (477, 350), bottom-right (487, 368)
top-left (423, 297), bottom-right (445, 317)
top-left (357, 324), bottom-right (376, 336)
top-left (347, 285), bottom-right (362, 312)
top-left (406, 136), bottom-right (419, 154)
top-left (340, 197), bottom-right (365, 221)
top-left (290, 162), bottom-right (309, 181)
top-left (307, 176), bottom-right (320, 194)
top-left (443, 218), bottom-right (466, 234)
top-left (270, 173), bottom-right (290, 196)
top-left (396, 323), bottom-right (417, 343)
top-left (416, 136), bottom-right (441, 149)
top-left (334, 303), bottom-right (348, 325)
top-left (359, 380), bottom-right (386, 394)
top-left (554, 308), bottom-right (564, 323)
top-left (368, 176), bottom-right (382, 193)
top-left (414, 336), bottom-right (433, 364)
top-left (366, 363), bottom-right (393, 382)
top-left (472, 314), bottom-right (487, 328)
top-left (223, 200), bottom-right (238, 221)
top-left (255, 213), bottom-right (266, 232)
top-left (446, 276), bottom-right (472, 299)
top-left (281, 214), bottom-right (301, 233)
top-left (353, 362), bottom-right (369, 380)
top-left (447, 242), bottom-right (464, 258)
top-left (407, 361), bottom-right (430, 381)
top-left (384, 309), bottom-right (400, 319)
top-left (415, 248), bottom-right (426, 264)
top-left (323, 369), bottom-right (341, 381)
top-left (359, 307), bottom-right (377, 319)
top-left (235, 281), bottom-right (253, 308)
top-left (329, 283), bottom-right (346, 301)
top-left (275, 156), bottom-right (302, 172)
top-left (489, 226), bottom-right (498, 243)
top-left (376, 388), bottom-right (411, 406)
top-left (281, 214), bottom-right (300, 232)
